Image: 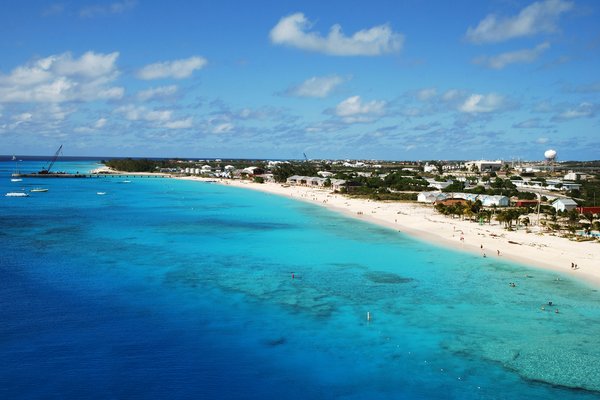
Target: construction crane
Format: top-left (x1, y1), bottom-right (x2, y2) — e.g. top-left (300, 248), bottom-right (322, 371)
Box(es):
top-left (39, 145), bottom-right (63, 174)
top-left (303, 152), bottom-right (308, 162)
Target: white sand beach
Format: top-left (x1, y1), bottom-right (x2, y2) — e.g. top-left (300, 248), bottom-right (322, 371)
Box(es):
top-left (180, 176), bottom-right (600, 287)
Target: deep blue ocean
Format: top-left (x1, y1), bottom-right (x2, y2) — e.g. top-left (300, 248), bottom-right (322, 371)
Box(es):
top-left (2, 161), bottom-right (600, 399)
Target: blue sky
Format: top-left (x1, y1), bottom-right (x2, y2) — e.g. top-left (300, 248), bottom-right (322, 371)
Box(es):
top-left (1, 0), bottom-right (599, 160)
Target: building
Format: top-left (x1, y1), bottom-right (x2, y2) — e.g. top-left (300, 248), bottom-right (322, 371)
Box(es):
top-left (551, 198), bottom-right (578, 212)
top-left (242, 166), bottom-right (264, 175)
top-left (417, 192), bottom-right (448, 203)
top-left (564, 171), bottom-right (587, 181)
top-left (423, 163), bottom-right (438, 173)
top-left (426, 178), bottom-right (453, 190)
top-left (479, 195), bottom-right (510, 207)
top-left (513, 199), bottom-right (540, 208)
top-left (464, 160), bottom-right (503, 172)
top-left (576, 207), bottom-right (600, 215)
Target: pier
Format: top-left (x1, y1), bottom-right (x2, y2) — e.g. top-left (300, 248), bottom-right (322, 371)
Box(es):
top-left (12, 173), bottom-right (172, 179)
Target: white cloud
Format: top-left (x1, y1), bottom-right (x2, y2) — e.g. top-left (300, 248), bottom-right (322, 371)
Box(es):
top-left (555, 102), bottom-right (597, 120)
top-left (442, 89), bottom-right (461, 102)
top-left (115, 104), bottom-right (194, 130)
top-left (287, 75), bottom-right (344, 97)
top-left (475, 42), bottom-right (550, 69)
top-left (416, 88), bottom-right (437, 101)
top-left (145, 110), bottom-right (172, 122)
top-left (94, 118), bottom-right (107, 128)
top-left (0, 51), bottom-right (122, 103)
top-left (10, 112), bottom-right (33, 128)
top-left (164, 117), bottom-right (193, 129)
top-left (137, 56), bottom-right (207, 80)
top-left (212, 122), bottom-right (234, 134)
top-left (459, 93), bottom-right (505, 113)
top-left (116, 105), bottom-right (171, 122)
top-left (137, 85), bottom-right (178, 101)
top-left (80, 0), bottom-right (137, 18)
top-left (334, 95), bottom-right (386, 123)
top-left (270, 13), bottom-right (404, 56)
top-left (466, 0), bottom-right (573, 43)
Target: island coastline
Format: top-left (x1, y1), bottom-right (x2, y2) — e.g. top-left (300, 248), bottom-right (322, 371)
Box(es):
top-left (176, 176), bottom-right (600, 288)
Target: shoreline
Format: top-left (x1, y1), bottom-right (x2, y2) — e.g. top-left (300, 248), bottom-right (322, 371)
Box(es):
top-left (177, 176), bottom-right (600, 288)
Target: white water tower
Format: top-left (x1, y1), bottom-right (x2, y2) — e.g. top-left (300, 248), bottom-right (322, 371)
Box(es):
top-left (544, 149), bottom-right (557, 172)
top-left (544, 149), bottom-right (557, 162)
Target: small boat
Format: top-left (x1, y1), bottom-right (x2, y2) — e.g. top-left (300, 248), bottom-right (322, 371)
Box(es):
top-left (97, 192), bottom-right (107, 195)
top-left (5, 192), bottom-right (29, 197)
top-left (11, 155), bottom-right (22, 181)
top-left (30, 188), bottom-right (49, 192)
top-left (120, 180), bottom-right (131, 183)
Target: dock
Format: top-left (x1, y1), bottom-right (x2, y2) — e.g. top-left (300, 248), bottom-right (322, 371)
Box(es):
top-left (12, 173), bottom-right (172, 179)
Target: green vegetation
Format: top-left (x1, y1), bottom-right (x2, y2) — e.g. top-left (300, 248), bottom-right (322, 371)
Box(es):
top-left (571, 174), bottom-right (600, 205)
top-left (104, 158), bottom-right (166, 172)
top-left (272, 163), bottom-right (318, 182)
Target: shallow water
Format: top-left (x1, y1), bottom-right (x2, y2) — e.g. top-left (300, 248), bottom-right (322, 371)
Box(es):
top-left (2, 161), bottom-right (599, 399)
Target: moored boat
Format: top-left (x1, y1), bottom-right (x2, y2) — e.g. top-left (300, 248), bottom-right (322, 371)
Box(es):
top-left (30, 188), bottom-right (49, 192)
top-left (5, 192), bottom-right (29, 197)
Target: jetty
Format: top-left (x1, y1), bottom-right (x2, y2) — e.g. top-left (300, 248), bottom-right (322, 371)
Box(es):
top-left (12, 173), bottom-right (171, 179)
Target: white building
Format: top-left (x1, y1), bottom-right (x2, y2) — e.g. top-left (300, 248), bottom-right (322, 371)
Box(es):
top-left (564, 171), bottom-right (587, 181)
top-left (479, 195), bottom-right (510, 207)
top-left (417, 192), bottom-right (448, 203)
top-left (423, 163), bottom-right (438, 173)
top-left (317, 171), bottom-right (334, 177)
top-left (552, 198), bottom-right (578, 212)
top-left (465, 160), bottom-right (503, 172)
top-left (426, 178), bottom-right (453, 190)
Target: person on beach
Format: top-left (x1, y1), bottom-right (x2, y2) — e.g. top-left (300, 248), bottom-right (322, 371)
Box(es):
top-left (497, 250), bottom-right (500, 256)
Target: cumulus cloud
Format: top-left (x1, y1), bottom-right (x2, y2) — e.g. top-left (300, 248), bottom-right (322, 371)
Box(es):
top-left (465, 0), bottom-right (573, 43)
top-left (474, 42), bottom-right (550, 69)
top-left (513, 118), bottom-right (544, 128)
top-left (0, 51), bottom-right (123, 103)
top-left (459, 93), bottom-right (506, 113)
top-left (212, 122), bottom-right (235, 134)
top-left (115, 105), bottom-right (194, 130)
top-left (74, 117), bottom-right (108, 133)
top-left (285, 75), bottom-right (344, 97)
top-left (416, 88), bottom-right (437, 101)
top-left (137, 56), bottom-right (207, 80)
top-left (137, 85), bottom-right (178, 101)
top-left (334, 95), bottom-right (386, 123)
top-left (163, 117), bottom-right (193, 129)
top-left (80, 0), bottom-right (137, 18)
top-left (94, 118), bottom-right (107, 128)
top-left (554, 102), bottom-right (597, 120)
top-left (269, 12), bottom-right (404, 56)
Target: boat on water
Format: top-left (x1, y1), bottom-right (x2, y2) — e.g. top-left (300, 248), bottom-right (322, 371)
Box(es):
top-left (97, 192), bottom-right (107, 195)
top-left (11, 155), bottom-right (22, 181)
top-left (30, 188), bottom-right (49, 192)
top-left (5, 192), bottom-right (29, 197)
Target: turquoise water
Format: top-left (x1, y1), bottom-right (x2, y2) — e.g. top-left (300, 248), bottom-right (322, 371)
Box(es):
top-left (2, 161), bottom-right (600, 399)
